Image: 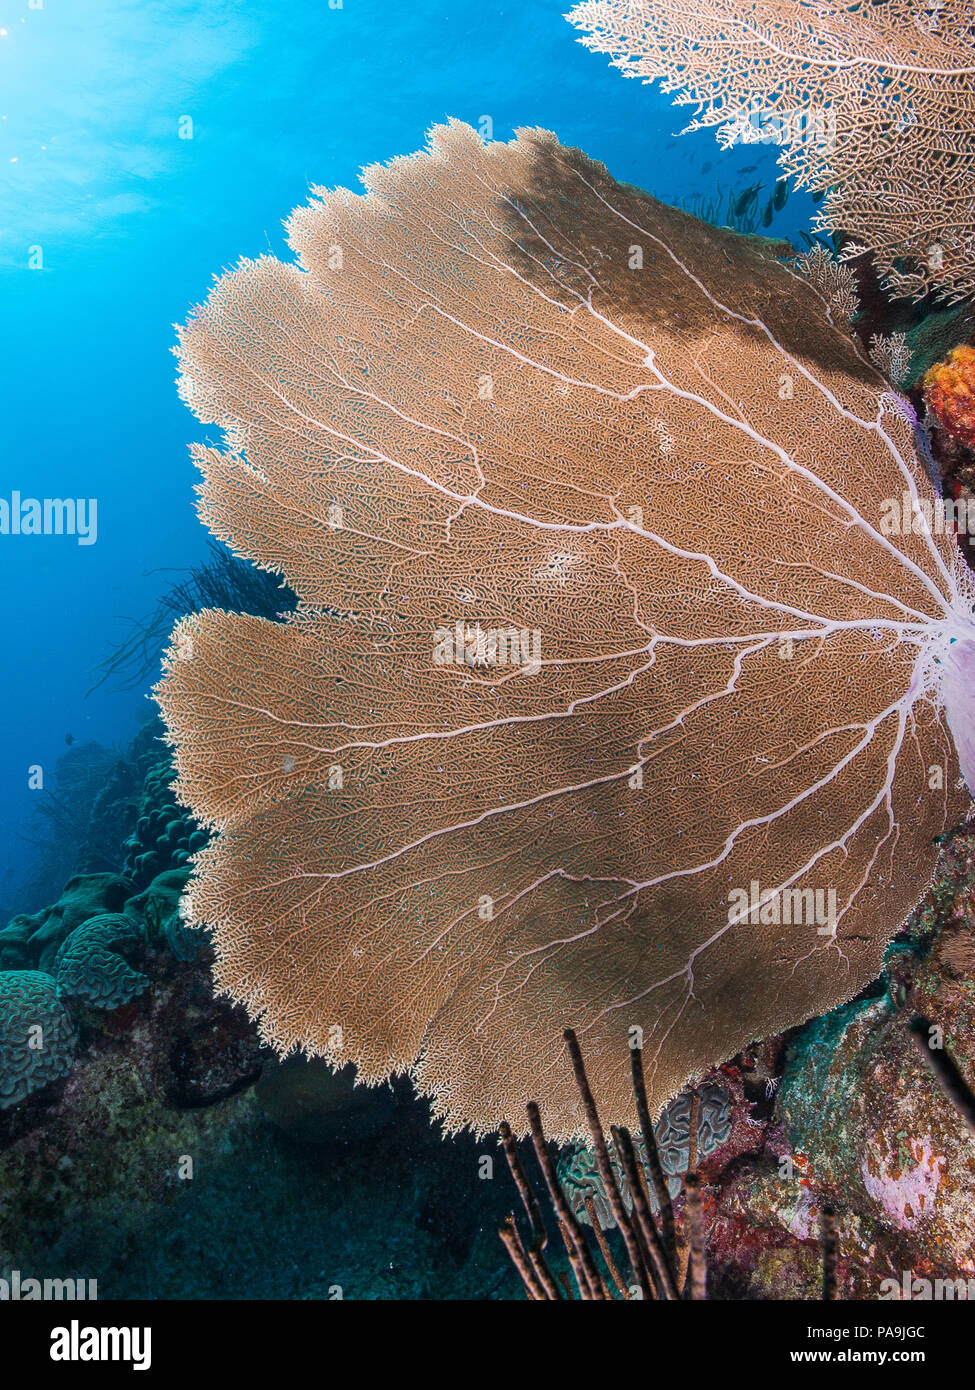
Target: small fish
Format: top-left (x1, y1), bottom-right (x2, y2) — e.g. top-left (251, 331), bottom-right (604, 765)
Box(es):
top-left (64, 732), bottom-right (74, 746)
top-left (740, 161), bottom-right (760, 173)
top-left (732, 183), bottom-right (760, 216)
top-left (811, 187), bottom-right (826, 204)
top-left (762, 199), bottom-right (774, 227)
top-left (772, 177), bottom-right (789, 211)
top-left (701, 161), bottom-right (712, 174)
top-left (797, 229), bottom-right (837, 255)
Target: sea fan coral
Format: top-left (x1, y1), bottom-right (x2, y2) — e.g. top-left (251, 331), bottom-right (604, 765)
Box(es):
top-left (566, 0), bottom-right (975, 302)
top-left (157, 122), bottom-right (975, 1141)
top-left (924, 345), bottom-right (975, 452)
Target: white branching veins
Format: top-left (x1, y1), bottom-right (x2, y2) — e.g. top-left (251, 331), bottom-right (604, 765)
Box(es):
top-left (157, 124), bottom-right (974, 1140)
top-left (568, 0), bottom-right (975, 302)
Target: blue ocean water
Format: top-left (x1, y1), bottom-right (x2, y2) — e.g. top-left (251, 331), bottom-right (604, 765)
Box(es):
top-left (0, 0), bottom-right (809, 914)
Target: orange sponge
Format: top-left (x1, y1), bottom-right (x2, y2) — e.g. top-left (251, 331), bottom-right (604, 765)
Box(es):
top-left (924, 344), bottom-right (975, 451)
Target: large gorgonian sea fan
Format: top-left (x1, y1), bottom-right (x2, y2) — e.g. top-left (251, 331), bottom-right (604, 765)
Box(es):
top-left (157, 122), bottom-right (975, 1141)
top-left (566, 0), bottom-right (975, 303)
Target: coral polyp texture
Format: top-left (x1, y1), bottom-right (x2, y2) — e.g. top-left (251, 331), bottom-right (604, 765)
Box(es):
top-left (566, 0), bottom-right (975, 302)
top-left (924, 344), bottom-right (975, 453)
top-left (0, 970), bottom-right (77, 1109)
top-left (54, 913), bottom-right (149, 1011)
top-left (156, 122), bottom-right (975, 1141)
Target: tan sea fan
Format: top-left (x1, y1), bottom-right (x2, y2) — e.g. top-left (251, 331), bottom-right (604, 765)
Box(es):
top-left (156, 122), bottom-right (975, 1141)
top-left (566, 0), bottom-right (975, 302)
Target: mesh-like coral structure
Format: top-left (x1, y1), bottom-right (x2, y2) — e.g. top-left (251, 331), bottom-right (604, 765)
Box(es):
top-left (559, 1083), bottom-right (731, 1228)
top-left (793, 245), bottom-right (859, 327)
top-left (54, 913), bottom-right (149, 1011)
top-left (157, 122), bottom-right (975, 1140)
top-left (0, 970), bottom-right (77, 1109)
top-left (567, 0), bottom-right (975, 302)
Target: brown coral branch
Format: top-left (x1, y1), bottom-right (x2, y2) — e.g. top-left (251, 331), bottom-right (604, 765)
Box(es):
top-left (909, 1014), bottom-right (975, 1135)
top-left (564, 1029), bottom-right (654, 1299)
top-left (821, 1203), bottom-right (839, 1301)
top-left (584, 1194), bottom-right (630, 1297)
top-left (683, 1172), bottom-right (708, 1300)
top-left (613, 1124), bottom-right (678, 1299)
top-left (498, 1215), bottom-right (549, 1300)
top-left (526, 1100), bottom-right (607, 1299)
top-left (498, 1120), bottom-right (562, 1299)
top-left (498, 1119), bottom-right (549, 1250)
top-left (630, 1041), bottom-right (677, 1265)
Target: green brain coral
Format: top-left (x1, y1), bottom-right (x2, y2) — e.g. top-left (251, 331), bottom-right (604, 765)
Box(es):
top-left (0, 970), bottom-right (77, 1108)
top-left (54, 914), bottom-right (149, 1010)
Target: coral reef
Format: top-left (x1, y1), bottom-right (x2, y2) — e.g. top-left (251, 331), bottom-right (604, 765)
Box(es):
top-left (774, 833), bottom-right (975, 1286)
top-left (706, 825), bottom-right (975, 1298)
top-left (122, 759), bottom-right (209, 890)
top-left (0, 717), bottom-right (218, 1117)
top-left (0, 971), bottom-right (77, 1109)
top-left (3, 717), bottom-right (189, 927)
top-left (0, 960), bottom-right (518, 1298)
top-left (777, 995), bottom-right (973, 1278)
top-left (559, 1083), bottom-right (731, 1227)
top-left (54, 914), bottom-right (149, 1011)
top-left (126, 867), bottom-right (192, 932)
top-left (0, 873), bottom-right (134, 974)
